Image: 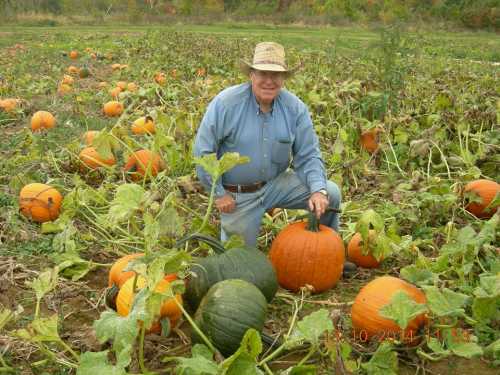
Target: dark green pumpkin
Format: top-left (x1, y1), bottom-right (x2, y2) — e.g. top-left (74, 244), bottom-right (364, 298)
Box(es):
top-left (177, 234), bottom-right (278, 311)
top-left (192, 279), bottom-right (267, 356)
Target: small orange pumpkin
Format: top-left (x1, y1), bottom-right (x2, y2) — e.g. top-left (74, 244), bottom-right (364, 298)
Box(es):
top-left (196, 67), bottom-right (206, 77)
top-left (347, 230), bottom-right (382, 269)
top-left (269, 214), bottom-right (345, 293)
top-left (127, 82), bottom-right (138, 92)
top-left (67, 66), bottom-right (79, 74)
top-left (57, 84), bottom-right (72, 95)
top-left (79, 147), bottom-right (116, 169)
top-left (111, 63), bottom-right (122, 70)
top-left (108, 253), bottom-right (145, 288)
top-left (116, 81), bottom-right (127, 90)
top-left (109, 87), bottom-right (122, 99)
top-left (82, 130), bottom-right (99, 146)
top-left (69, 50), bottom-right (79, 59)
top-left (31, 111), bottom-right (56, 131)
top-left (351, 276), bottom-right (427, 344)
top-left (103, 101), bottom-right (124, 117)
top-left (360, 128), bottom-right (382, 153)
top-left (116, 275), bottom-right (183, 334)
top-left (124, 150), bottom-right (164, 181)
top-left (62, 75), bottom-right (74, 85)
top-left (0, 98), bottom-right (19, 112)
top-left (464, 179), bottom-right (499, 218)
top-left (19, 183), bottom-right (63, 223)
top-left (131, 116), bottom-right (155, 135)
top-left (154, 72), bottom-right (166, 85)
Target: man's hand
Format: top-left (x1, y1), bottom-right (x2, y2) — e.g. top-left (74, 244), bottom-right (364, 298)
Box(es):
top-left (215, 193), bottom-right (236, 213)
top-left (308, 192), bottom-right (329, 219)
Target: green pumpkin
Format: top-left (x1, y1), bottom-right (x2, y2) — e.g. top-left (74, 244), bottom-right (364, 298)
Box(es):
top-left (192, 279), bottom-right (268, 356)
top-left (178, 234), bottom-right (278, 311)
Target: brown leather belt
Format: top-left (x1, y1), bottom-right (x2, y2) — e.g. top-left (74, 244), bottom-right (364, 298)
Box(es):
top-left (223, 181), bottom-right (267, 193)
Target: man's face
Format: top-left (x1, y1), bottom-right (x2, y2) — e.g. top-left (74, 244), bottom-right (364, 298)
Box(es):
top-left (250, 70), bottom-right (285, 105)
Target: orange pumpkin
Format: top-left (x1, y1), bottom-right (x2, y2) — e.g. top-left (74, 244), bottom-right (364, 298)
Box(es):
top-left (127, 82), bottom-right (138, 92)
top-left (154, 72), bottom-right (166, 85)
top-left (69, 50), bottom-right (79, 59)
top-left (57, 84), bottom-right (72, 95)
top-left (111, 63), bottom-right (122, 70)
top-left (103, 101), bottom-right (124, 117)
top-left (82, 130), bottom-right (99, 146)
top-left (269, 214), bottom-right (345, 293)
top-left (62, 75), bottom-right (74, 85)
top-left (196, 67), bottom-right (206, 77)
top-left (347, 230), bottom-right (382, 269)
top-left (19, 183), bottom-right (63, 223)
top-left (351, 276), bottom-right (427, 344)
top-left (0, 98), bottom-right (19, 112)
top-left (31, 111), bottom-right (56, 131)
top-left (79, 147), bottom-right (116, 169)
top-left (124, 150), bottom-right (164, 181)
top-left (464, 179), bottom-right (499, 218)
top-left (360, 128), bottom-right (382, 153)
top-left (131, 116), bottom-right (155, 135)
top-left (109, 87), bottom-right (122, 99)
top-left (116, 81), bottom-right (127, 90)
top-left (67, 66), bottom-right (79, 74)
top-left (116, 276), bottom-right (182, 334)
top-left (108, 253), bottom-right (144, 288)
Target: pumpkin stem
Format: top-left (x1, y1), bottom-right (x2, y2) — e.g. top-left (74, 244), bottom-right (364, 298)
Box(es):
top-left (105, 284), bottom-right (119, 311)
top-left (306, 212), bottom-right (320, 232)
top-left (175, 233), bottom-right (226, 254)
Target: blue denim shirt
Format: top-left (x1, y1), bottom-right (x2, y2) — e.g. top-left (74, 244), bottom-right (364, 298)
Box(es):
top-left (193, 82), bottom-right (327, 197)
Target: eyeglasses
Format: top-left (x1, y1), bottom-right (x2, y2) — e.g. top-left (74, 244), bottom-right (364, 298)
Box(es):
top-left (251, 70), bottom-right (285, 83)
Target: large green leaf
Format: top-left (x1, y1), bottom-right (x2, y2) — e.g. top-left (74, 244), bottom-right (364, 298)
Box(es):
top-left (422, 286), bottom-right (470, 317)
top-left (107, 184), bottom-right (146, 225)
top-left (289, 309), bottom-right (333, 347)
top-left (222, 329), bottom-right (263, 375)
top-left (77, 351), bottom-right (128, 375)
top-left (379, 291), bottom-right (428, 329)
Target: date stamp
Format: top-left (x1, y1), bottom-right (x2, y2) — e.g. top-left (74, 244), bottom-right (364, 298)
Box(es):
top-left (350, 327), bottom-right (472, 343)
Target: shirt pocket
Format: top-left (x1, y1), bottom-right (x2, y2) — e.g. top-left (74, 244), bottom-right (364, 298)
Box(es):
top-left (271, 139), bottom-right (292, 166)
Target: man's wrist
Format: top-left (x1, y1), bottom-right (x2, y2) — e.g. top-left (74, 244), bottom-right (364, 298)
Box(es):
top-left (314, 189), bottom-right (328, 198)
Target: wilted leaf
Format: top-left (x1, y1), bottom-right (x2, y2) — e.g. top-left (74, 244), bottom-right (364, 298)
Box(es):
top-left (107, 184), bottom-right (146, 225)
top-left (26, 267), bottom-right (59, 302)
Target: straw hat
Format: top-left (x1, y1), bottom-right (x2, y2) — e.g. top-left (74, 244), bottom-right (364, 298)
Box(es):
top-left (241, 42), bottom-right (299, 77)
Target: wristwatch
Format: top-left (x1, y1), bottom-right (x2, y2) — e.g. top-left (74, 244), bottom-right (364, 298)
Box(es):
top-left (317, 189), bottom-right (328, 198)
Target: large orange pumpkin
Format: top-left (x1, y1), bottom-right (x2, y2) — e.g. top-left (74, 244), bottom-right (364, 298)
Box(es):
top-left (116, 276), bottom-right (182, 334)
top-left (79, 147), bottom-right (116, 169)
top-left (351, 276), bottom-right (427, 344)
top-left (347, 230), bottom-right (382, 269)
top-left (360, 128), bottom-right (382, 153)
top-left (103, 101), bottom-right (124, 117)
top-left (108, 253), bottom-right (144, 288)
top-left (123, 150), bottom-right (164, 181)
top-left (131, 116), bottom-right (155, 135)
top-left (464, 179), bottom-right (499, 218)
top-left (31, 111), bottom-right (56, 131)
top-left (19, 183), bottom-right (63, 223)
top-left (269, 215), bottom-right (345, 293)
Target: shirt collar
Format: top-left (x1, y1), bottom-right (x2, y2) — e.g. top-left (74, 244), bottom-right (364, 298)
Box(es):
top-left (249, 84), bottom-right (278, 118)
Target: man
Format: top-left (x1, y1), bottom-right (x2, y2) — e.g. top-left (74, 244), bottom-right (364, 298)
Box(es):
top-left (194, 42), bottom-right (342, 248)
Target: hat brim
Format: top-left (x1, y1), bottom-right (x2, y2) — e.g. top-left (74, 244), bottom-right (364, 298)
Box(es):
top-left (240, 59), bottom-right (299, 77)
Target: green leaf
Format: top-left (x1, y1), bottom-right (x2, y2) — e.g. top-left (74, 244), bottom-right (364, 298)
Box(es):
top-left (400, 265), bottom-right (437, 286)
top-left (484, 339), bottom-right (500, 361)
top-left (26, 267), bottom-right (59, 302)
top-left (77, 351), bottom-right (128, 375)
top-left (93, 131), bottom-right (120, 160)
top-left (222, 329), bottom-right (263, 374)
top-left (443, 329), bottom-right (484, 359)
top-left (427, 337), bottom-right (450, 356)
top-left (172, 344), bottom-right (219, 375)
top-left (286, 365), bottom-right (317, 374)
top-left (361, 341), bottom-right (398, 375)
top-left (290, 309), bottom-right (333, 347)
top-left (143, 212), bottom-right (160, 253)
top-left (355, 210), bottom-right (384, 252)
top-left (107, 184), bottom-right (146, 225)
top-left (51, 251), bottom-right (92, 281)
top-left (93, 310), bottom-right (140, 367)
top-left (15, 315), bottom-right (61, 343)
top-left (422, 286), bottom-right (470, 318)
top-left (379, 290), bottom-right (428, 330)
top-left (194, 152), bottom-right (250, 182)
top-left (0, 307), bottom-right (14, 331)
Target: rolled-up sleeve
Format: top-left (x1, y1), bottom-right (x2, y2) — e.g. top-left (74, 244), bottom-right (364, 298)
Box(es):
top-left (292, 105), bottom-right (327, 194)
top-left (193, 99), bottom-right (227, 197)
